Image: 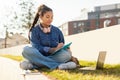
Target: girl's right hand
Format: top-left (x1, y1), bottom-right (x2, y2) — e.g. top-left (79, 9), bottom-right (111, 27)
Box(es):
top-left (56, 43), bottom-right (64, 50)
top-left (48, 42), bottom-right (64, 54)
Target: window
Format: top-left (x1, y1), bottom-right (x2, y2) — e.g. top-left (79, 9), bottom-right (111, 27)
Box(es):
top-left (78, 22), bottom-right (81, 26)
top-left (118, 18), bottom-right (120, 24)
top-left (86, 21), bottom-right (90, 27)
top-left (81, 22), bottom-right (84, 26)
top-left (95, 21), bottom-right (100, 29)
top-left (73, 23), bottom-right (77, 28)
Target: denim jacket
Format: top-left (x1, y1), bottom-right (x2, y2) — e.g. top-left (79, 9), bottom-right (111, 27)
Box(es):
top-left (30, 24), bottom-right (64, 56)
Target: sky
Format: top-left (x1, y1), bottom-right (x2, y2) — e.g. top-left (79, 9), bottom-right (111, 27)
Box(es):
top-left (0, 0), bottom-right (120, 38)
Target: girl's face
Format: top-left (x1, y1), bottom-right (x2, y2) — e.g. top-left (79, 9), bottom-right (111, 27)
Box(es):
top-left (40, 11), bottom-right (53, 27)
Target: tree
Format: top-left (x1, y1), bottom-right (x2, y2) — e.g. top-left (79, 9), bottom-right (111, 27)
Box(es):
top-left (2, 9), bottom-right (15, 48)
top-left (19, 0), bottom-right (36, 29)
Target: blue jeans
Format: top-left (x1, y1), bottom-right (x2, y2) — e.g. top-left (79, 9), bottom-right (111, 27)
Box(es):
top-left (22, 46), bottom-right (71, 69)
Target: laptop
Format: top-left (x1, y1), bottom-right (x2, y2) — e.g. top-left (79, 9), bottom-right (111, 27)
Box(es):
top-left (79, 51), bottom-right (106, 70)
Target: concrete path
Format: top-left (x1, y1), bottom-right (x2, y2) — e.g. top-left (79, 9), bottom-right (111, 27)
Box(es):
top-left (0, 57), bottom-right (50, 80)
top-left (0, 44), bottom-right (30, 56)
top-left (0, 57), bottom-right (24, 80)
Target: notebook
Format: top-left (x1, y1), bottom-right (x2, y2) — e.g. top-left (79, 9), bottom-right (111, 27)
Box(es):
top-left (50, 42), bottom-right (72, 55)
top-left (79, 51), bottom-right (106, 70)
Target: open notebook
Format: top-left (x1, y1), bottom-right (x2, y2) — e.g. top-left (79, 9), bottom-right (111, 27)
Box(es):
top-left (50, 42), bottom-right (72, 55)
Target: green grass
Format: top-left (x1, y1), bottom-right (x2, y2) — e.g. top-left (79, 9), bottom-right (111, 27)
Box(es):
top-left (40, 63), bottom-right (120, 80)
top-left (0, 54), bottom-right (24, 61)
top-left (0, 54), bottom-right (120, 80)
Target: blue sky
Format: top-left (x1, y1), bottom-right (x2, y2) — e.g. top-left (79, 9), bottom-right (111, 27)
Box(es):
top-left (0, 0), bottom-right (120, 38)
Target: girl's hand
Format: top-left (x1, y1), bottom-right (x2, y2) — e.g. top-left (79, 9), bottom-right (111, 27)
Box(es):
top-left (48, 42), bottom-right (64, 54)
top-left (56, 43), bottom-right (64, 50)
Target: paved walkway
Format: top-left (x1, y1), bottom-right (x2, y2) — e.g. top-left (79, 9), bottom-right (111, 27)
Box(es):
top-left (0, 44), bottom-right (30, 55)
top-left (0, 57), bottom-right (50, 80)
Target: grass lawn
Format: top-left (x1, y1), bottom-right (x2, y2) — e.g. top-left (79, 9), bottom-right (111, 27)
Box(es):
top-left (0, 54), bottom-right (120, 80)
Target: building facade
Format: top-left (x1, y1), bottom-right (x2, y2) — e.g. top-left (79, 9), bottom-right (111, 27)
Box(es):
top-left (60, 3), bottom-right (120, 36)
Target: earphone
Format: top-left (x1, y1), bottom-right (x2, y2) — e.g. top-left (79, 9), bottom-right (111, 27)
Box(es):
top-left (42, 27), bottom-right (51, 33)
top-left (39, 24), bottom-right (51, 33)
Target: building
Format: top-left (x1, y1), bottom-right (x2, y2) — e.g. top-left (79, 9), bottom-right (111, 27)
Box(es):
top-left (60, 3), bottom-right (120, 36)
top-left (88, 3), bottom-right (120, 19)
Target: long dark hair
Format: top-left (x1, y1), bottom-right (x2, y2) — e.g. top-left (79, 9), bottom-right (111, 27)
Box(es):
top-left (28, 4), bottom-right (53, 40)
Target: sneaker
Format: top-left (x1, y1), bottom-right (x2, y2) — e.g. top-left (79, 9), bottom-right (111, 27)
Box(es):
top-left (58, 61), bottom-right (77, 70)
top-left (20, 61), bottom-right (33, 70)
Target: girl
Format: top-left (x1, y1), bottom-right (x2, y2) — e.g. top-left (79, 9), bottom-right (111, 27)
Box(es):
top-left (20, 4), bottom-right (79, 70)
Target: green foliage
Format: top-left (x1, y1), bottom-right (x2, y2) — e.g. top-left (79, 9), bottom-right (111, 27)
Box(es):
top-left (0, 54), bottom-right (24, 61)
top-left (19, 0), bottom-right (36, 29)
